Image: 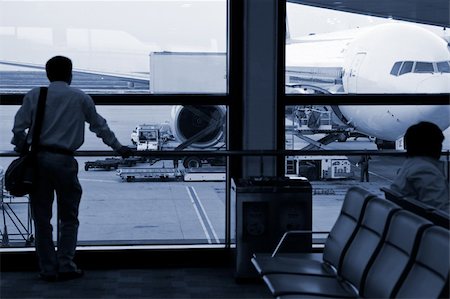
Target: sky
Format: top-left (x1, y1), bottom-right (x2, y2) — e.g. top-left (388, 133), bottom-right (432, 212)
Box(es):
top-left (0, 1), bottom-right (447, 84)
top-left (0, 1), bottom-right (227, 75)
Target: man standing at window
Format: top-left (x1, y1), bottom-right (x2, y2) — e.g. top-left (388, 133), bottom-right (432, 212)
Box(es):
top-left (11, 56), bottom-right (132, 282)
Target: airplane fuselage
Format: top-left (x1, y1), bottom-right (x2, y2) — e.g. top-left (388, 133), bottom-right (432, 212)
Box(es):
top-left (287, 23), bottom-right (450, 141)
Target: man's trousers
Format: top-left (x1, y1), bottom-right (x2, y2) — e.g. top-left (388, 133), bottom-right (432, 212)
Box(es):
top-left (30, 152), bottom-right (82, 276)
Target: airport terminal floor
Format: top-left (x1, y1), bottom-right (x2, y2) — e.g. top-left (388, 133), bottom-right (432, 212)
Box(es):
top-left (1, 266), bottom-right (272, 298)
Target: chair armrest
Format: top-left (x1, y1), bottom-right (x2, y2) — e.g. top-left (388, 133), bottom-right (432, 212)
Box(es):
top-left (272, 230), bottom-right (329, 257)
top-left (381, 187), bottom-right (436, 212)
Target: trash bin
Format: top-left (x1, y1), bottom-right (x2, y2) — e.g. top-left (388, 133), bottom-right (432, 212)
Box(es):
top-left (231, 177), bottom-right (312, 279)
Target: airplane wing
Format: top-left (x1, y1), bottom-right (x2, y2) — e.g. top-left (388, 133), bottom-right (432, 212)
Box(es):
top-left (0, 60), bottom-right (150, 94)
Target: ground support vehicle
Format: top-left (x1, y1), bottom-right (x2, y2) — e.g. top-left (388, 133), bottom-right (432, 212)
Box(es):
top-left (181, 156), bottom-right (226, 169)
top-left (287, 106), bottom-right (375, 150)
top-left (285, 155), bottom-right (353, 181)
top-left (149, 51), bottom-right (226, 93)
top-left (131, 124), bottom-right (170, 151)
top-left (183, 167), bottom-right (226, 182)
top-left (84, 157), bottom-right (141, 171)
top-left (117, 167), bottom-right (183, 182)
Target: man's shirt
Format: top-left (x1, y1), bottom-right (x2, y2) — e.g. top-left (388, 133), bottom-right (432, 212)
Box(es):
top-left (391, 156), bottom-right (449, 213)
top-left (12, 81), bottom-right (122, 152)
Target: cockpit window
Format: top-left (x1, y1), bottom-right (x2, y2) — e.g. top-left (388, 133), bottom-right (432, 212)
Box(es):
top-left (414, 62), bottom-right (434, 73)
top-left (390, 62), bottom-right (402, 76)
top-left (395, 61), bottom-right (449, 76)
top-left (437, 61), bottom-right (450, 73)
top-left (399, 61), bottom-right (413, 75)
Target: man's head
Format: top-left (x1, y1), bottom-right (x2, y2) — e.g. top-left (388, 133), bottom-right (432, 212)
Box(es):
top-left (45, 56), bottom-right (72, 84)
top-left (404, 121), bottom-right (444, 160)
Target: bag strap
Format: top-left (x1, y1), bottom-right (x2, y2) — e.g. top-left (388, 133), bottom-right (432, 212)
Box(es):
top-left (29, 87), bottom-right (48, 154)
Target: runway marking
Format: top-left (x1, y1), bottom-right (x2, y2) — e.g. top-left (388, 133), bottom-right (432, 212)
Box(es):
top-left (79, 178), bottom-right (118, 183)
top-left (186, 186), bottom-right (211, 244)
top-left (186, 186), bottom-right (220, 244)
top-left (190, 187), bottom-right (220, 244)
top-left (368, 171), bottom-right (394, 183)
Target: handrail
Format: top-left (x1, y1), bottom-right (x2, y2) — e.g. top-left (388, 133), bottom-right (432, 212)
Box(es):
top-left (2, 93), bottom-right (450, 105)
top-left (0, 149), bottom-right (422, 158)
top-left (1, 149), bottom-right (449, 158)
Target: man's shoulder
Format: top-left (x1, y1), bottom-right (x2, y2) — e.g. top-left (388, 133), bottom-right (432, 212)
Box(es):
top-left (26, 86), bottom-right (42, 96)
top-left (66, 86), bottom-right (91, 100)
top-left (405, 157), bottom-right (444, 176)
top-left (67, 85), bottom-right (87, 94)
top-left (407, 157), bottom-right (439, 167)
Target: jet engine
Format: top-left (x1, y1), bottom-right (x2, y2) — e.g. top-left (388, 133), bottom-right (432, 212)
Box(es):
top-left (170, 105), bottom-right (226, 149)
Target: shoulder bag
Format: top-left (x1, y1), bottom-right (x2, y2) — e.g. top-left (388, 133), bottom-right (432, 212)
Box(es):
top-left (5, 87), bottom-right (48, 196)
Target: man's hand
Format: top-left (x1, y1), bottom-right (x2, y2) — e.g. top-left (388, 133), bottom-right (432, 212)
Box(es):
top-left (117, 146), bottom-right (134, 159)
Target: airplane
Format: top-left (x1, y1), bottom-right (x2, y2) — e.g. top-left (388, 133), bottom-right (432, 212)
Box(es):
top-left (286, 22), bottom-right (450, 144)
top-left (162, 23), bottom-right (450, 148)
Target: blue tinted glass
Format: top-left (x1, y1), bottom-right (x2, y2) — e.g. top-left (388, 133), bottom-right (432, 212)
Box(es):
top-left (437, 61), bottom-right (450, 73)
top-left (399, 61), bottom-right (414, 75)
top-left (414, 62), bottom-right (434, 73)
top-left (390, 62), bottom-right (402, 76)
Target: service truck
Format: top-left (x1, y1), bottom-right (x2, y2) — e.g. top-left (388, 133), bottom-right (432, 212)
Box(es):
top-left (131, 124), bottom-right (163, 151)
top-left (285, 155), bottom-right (353, 181)
top-left (117, 167), bottom-right (183, 182)
top-left (149, 51), bottom-right (226, 94)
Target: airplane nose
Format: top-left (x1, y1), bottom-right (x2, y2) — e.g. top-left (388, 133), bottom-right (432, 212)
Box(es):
top-left (415, 76), bottom-right (450, 93)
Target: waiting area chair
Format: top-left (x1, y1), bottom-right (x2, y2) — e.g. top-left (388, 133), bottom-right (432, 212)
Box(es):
top-left (254, 188), bottom-right (450, 299)
top-left (252, 187), bottom-right (375, 278)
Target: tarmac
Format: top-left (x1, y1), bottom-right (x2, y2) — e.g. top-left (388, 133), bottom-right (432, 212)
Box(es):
top-left (0, 150), bottom-right (404, 248)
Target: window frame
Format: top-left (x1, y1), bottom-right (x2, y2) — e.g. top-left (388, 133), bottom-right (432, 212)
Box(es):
top-left (0, 0), bottom-right (244, 250)
top-left (278, 2), bottom-right (450, 245)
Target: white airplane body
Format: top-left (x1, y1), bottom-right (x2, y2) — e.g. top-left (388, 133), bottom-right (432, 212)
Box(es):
top-left (286, 23), bottom-right (450, 141)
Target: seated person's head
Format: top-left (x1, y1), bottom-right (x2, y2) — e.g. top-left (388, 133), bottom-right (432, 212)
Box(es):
top-left (46, 56), bottom-right (72, 84)
top-left (404, 121), bottom-right (444, 160)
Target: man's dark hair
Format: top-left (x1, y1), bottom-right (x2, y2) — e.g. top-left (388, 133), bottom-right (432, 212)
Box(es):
top-left (45, 56), bottom-right (72, 83)
top-left (404, 121), bottom-right (444, 159)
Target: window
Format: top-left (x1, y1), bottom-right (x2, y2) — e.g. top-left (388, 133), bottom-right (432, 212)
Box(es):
top-left (284, 104), bottom-right (450, 232)
top-left (0, 1), bottom-right (227, 94)
top-left (0, 0), bottom-right (232, 249)
top-left (437, 61), bottom-right (450, 73)
top-left (399, 61), bottom-right (414, 75)
top-left (284, 2), bottom-right (450, 235)
top-left (414, 62), bottom-right (434, 73)
top-left (390, 62), bottom-right (403, 76)
top-left (285, 3), bottom-right (449, 94)
top-left (0, 105), bottom-right (228, 246)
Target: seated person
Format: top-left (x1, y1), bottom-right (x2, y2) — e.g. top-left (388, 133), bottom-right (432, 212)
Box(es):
top-left (391, 121), bottom-right (449, 213)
